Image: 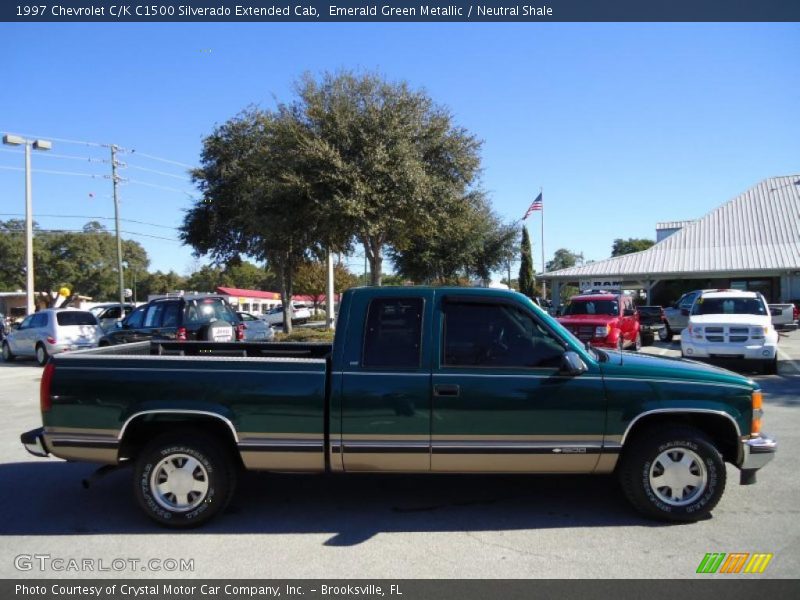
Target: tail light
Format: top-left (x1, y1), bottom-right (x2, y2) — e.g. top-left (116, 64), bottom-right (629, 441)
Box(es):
top-left (40, 362), bottom-right (55, 413)
top-left (751, 390), bottom-right (763, 435)
top-left (794, 306), bottom-right (799, 321)
top-left (236, 323), bottom-right (245, 341)
top-left (176, 327), bottom-right (187, 341)
top-left (46, 336), bottom-right (56, 344)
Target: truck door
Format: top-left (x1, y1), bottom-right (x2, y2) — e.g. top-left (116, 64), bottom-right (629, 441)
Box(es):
top-left (339, 291), bottom-right (432, 471)
top-left (431, 293), bottom-right (607, 473)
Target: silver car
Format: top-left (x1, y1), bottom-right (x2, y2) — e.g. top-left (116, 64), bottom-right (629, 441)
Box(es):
top-left (237, 311), bottom-right (275, 341)
top-left (1, 309), bottom-right (104, 365)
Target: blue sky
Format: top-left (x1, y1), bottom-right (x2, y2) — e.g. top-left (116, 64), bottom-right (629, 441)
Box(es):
top-left (1, 23), bottom-right (798, 280)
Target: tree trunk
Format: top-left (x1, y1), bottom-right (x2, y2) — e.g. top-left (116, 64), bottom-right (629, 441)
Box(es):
top-left (362, 237), bottom-right (383, 286)
top-left (279, 263), bottom-right (293, 335)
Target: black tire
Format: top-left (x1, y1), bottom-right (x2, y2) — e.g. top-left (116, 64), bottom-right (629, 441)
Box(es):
top-left (762, 357), bottom-right (778, 375)
top-left (658, 324), bottom-right (672, 342)
top-left (1, 341), bottom-right (14, 362)
top-left (618, 426), bottom-right (726, 522)
top-left (632, 332), bottom-right (642, 352)
top-left (133, 432), bottom-right (237, 528)
top-left (35, 343), bottom-right (49, 366)
top-left (641, 333), bottom-right (654, 346)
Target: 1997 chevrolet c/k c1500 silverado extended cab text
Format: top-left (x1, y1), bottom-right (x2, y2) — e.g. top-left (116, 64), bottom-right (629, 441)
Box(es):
top-left (21, 287), bottom-right (777, 527)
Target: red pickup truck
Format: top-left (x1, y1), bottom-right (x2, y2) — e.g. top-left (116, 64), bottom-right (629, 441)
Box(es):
top-left (557, 291), bottom-right (641, 350)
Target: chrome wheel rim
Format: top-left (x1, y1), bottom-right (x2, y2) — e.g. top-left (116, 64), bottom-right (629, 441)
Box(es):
top-left (150, 453), bottom-right (209, 512)
top-left (2, 344), bottom-right (9, 359)
top-left (648, 447), bottom-right (707, 506)
top-left (36, 346), bottom-right (46, 364)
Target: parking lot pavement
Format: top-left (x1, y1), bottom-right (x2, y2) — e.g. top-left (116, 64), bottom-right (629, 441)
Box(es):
top-left (0, 340), bottom-right (798, 579)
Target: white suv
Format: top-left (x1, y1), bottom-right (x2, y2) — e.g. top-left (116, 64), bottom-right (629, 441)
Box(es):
top-left (680, 290), bottom-right (777, 374)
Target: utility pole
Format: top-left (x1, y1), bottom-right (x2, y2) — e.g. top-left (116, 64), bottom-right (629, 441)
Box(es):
top-left (111, 145), bottom-right (125, 312)
top-left (326, 248), bottom-right (335, 330)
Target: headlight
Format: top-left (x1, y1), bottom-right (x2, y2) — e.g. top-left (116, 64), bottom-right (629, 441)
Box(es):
top-left (751, 326), bottom-right (768, 337)
top-left (690, 325), bottom-right (703, 338)
top-left (594, 325), bottom-right (610, 338)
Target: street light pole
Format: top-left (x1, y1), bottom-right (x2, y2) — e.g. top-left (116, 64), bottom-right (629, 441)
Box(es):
top-left (3, 134), bottom-right (52, 315)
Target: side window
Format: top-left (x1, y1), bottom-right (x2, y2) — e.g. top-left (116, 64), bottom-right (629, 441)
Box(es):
top-left (126, 306), bottom-right (146, 329)
top-left (144, 303), bottom-right (167, 328)
top-left (681, 293), bottom-right (696, 309)
top-left (31, 313), bottom-right (48, 328)
top-left (104, 307), bottom-right (121, 319)
top-left (161, 303), bottom-right (180, 328)
top-left (18, 316), bottom-right (34, 330)
top-left (443, 302), bottom-right (564, 368)
top-left (363, 297), bottom-right (423, 369)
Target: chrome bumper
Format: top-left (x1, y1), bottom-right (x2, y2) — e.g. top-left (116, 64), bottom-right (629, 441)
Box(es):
top-left (739, 433), bottom-right (777, 484)
top-left (20, 427), bottom-right (49, 458)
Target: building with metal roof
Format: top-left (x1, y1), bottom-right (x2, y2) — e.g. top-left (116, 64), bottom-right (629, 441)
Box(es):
top-left (543, 175), bottom-right (800, 305)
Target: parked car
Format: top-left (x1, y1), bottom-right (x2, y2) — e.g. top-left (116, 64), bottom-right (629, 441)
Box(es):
top-left (89, 303), bottom-right (135, 332)
top-left (681, 289), bottom-right (777, 374)
top-left (101, 295), bottom-right (243, 346)
top-left (768, 303), bottom-right (796, 329)
top-left (2, 308), bottom-right (103, 365)
top-left (21, 286), bottom-right (776, 527)
top-left (557, 291), bottom-right (641, 350)
top-left (662, 290), bottom-right (714, 341)
top-left (237, 311), bottom-right (275, 341)
top-left (262, 302), bottom-right (312, 326)
top-left (636, 306), bottom-right (665, 345)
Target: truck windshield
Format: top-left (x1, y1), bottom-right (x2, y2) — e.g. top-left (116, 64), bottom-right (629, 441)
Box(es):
top-left (692, 297), bottom-right (767, 316)
top-left (562, 300), bottom-right (618, 316)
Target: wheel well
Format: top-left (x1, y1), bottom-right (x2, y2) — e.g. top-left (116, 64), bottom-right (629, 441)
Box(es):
top-left (118, 414), bottom-right (241, 466)
top-left (623, 413), bottom-right (740, 464)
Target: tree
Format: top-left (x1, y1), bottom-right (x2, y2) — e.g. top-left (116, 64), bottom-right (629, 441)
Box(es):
top-left (138, 271), bottom-right (187, 298)
top-left (293, 261), bottom-right (358, 312)
top-left (546, 248), bottom-right (584, 272)
top-left (295, 71), bottom-right (483, 285)
top-left (612, 238), bottom-right (655, 257)
top-left (518, 226), bottom-right (535, 299)
top-left (0, 219), bottom-right (149, 306)
top-left (389, 192), bottom-right (515, 285)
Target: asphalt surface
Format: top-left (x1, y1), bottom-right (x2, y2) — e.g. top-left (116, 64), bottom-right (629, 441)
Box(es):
top-left (0, 332), bottom-right (798, 579)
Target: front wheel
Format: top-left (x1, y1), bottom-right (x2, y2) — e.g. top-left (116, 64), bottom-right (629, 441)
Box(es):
top-left (133, 432), bottom-right (237, 528)
top-left (632, 332), bottom-right (642, 351)
top-left (1, 342), bottom-right (14, 362)
top-left (658, 324), bottom-right (672, 342)
top-left (618, 426), bottom-right (726, 522)
top-left (762, 357), bottom-right (778, 375)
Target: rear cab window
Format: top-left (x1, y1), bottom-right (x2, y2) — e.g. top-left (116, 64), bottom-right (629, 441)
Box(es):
top-left (362, 298), bottom-right (424, 368)
top-left (183, 297), bottom-right (239, 326)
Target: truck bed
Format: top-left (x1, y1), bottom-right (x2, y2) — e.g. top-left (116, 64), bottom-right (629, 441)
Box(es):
top-left (44, 341), bottom-right (331, 471)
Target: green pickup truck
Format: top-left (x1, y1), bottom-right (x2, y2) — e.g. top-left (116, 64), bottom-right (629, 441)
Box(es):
top-left (21, 286), bottom-right (776, 527)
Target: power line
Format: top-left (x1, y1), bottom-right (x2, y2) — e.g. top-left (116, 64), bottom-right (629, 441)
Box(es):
top-left (3, 225), bottom-right (182, 243)
top-left (0, 165), bottom-right (107, 178)
top-left (0, 212), bottom-right (179, 230)
top-left (0, 132), bottom-right (107, 148)
top-left (125, 163), bottom-right (193, 182)
top-left (127, 149), bottom-right (194, 169)
top-left (126, 178), bottom-right (195, 197)
top-left (0, 147), bottom-right (110, 163)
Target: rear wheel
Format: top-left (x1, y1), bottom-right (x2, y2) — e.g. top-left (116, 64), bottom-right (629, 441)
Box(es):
top-left (633, 332), bottom-right (642, 351)
top-left (35, 344), bottom-right (49, 366)
top-left (1, 342), bottom-right (14, 362)
top-left (133, 432), bottom-right (237, 528)
top-left (618, 426), bottom-right (725, 522)
top-left (762, 357), bottom-right (778, 375)
top-left (658, 324), bottom-right (672, 342)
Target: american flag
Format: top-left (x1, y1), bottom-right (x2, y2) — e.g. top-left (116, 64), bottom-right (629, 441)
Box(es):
top-left (523, 192), bottom-right (543, 220)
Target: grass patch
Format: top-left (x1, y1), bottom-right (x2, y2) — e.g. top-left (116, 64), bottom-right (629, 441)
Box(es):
top-left (275, 327), bottom-right (335, 343)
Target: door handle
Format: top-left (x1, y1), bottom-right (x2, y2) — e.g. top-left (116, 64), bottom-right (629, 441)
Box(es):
top-left (434, 384), bottom-right (460, 397)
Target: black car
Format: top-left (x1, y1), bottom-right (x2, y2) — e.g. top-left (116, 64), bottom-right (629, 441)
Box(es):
top-left (101, 295), bottom-right (243, 346)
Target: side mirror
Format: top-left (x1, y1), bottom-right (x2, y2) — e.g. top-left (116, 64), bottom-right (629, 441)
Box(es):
top-left (680, 308), bottom-right (690, 316)
top-left (115, 321), bottom-right (124, 329)
top-left (560, 351), bottom-right (588, 376)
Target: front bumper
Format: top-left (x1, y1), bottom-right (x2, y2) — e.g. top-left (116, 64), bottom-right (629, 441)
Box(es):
top-left (738, 432), bottom-right (777, 484)
top-left (681, 340), bottom-right (777, 360)
top-left (20, 427), bottom-right (49, 458)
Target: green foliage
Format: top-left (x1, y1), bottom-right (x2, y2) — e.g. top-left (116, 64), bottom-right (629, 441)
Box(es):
top-left (611, 238), bottom-right (655, 257)
top-left (138, 270), bottom-right (187, 298)
top-left (275, 327), bottom-right (335, 343)
top-left (389, 192), bottom-right (515, 284)
top-left (546, 248), bottom-right (584, 273)
top-left (518, 226), bottom-right (536, 298)
top-left (293, 261), bottom-right (358, 309)
top-left (185, 261), bottom-right (275, 292)
top-left (0, 219), bottom-right (149, 305)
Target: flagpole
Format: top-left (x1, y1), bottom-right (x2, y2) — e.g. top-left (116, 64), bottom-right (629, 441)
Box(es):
top-left (540, 187), bottom-right (546, 301)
